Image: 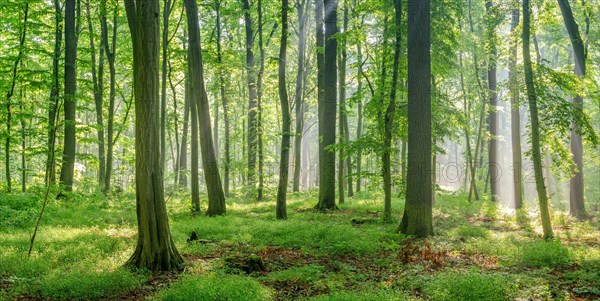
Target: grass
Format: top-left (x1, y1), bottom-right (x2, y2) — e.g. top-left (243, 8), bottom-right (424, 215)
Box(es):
top-left (0, 189), bottom-right (599, 300)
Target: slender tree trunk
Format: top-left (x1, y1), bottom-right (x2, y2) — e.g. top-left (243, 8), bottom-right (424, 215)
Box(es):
top-left (522, 0), bottom-right (553, 239)
top-left (557, 0), bottom-right (587, 218)
top-left (5, 3), bottom-right (29, 192)
top-left (160, 0), bottom-right (171, 173)
top-left (276, 0), bottom-right (290, 220)
top-left (355, 37), bottom-right (364, 192)
top-left (337, 3), bottom-right (348, 205)
top-left (124, 0), bottom-right (183, 271)
top-left (509, 5), bottom-right (523, 209)
top-left (103, 6), bottom-right (117, 193)
top-left (178, 78), bottom-right (190, 188)
top-left (86, 0), bottom-right (107, 191)
top-left (242, 0), bottom-right (258, 194)
top-left (293, 0), bottom-right (308, 192)
top-left (216, 1), bottom-right (230, 196)
top-left (47, 0), bottom-right (62, 185)
top-left (383, 0), bottom-right (401, 221)
top-left (184, 0), bottom-right (226, 216)
top-left (256, 0), bottom-right (265, 201)
top-left (459, 52), bottom-right (478, 202)
top-left (190, 65), bottom-right (200, 213)
top-left (398, 0), bottom-right (432, 237)
top-left (315, 0), bottom-right (337, 210)
top-left (486, 0), bottom-right (499, 202)
top-left (19, 91), bottom-right (26, 192)
top-left (59, 0), bottom-right (78, 192)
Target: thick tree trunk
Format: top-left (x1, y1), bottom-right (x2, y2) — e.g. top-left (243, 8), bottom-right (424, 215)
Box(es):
top-left (5, 3), bottom-right (28, 193)
top-left (522, 0), bottom-right (553, 239)
top-left (59, 0), bottom-right (78, 192)
top-left (242, 0), bottom-right (258, 193)
top-left (509, 6), bottom-right (523, 209)
top-left (293, 0), bottom-right (308, 192)
top-left (384, 0), bottom-right (401, 221)
top-left (315, 0), bottom-right (337, 210)
top-left (276, 0), bottom-right (290, 220)
top-left (557, 0), bottom-right (586, 218)
top-left (398, 0), bottom-right (432, 237)
top-left (184, 0), bottom-right (226, 216)
top-left (47, 0), bottom-right (62, 185)
top-left (486, 0), bottom-right (499, 203)
top-left (124, 0), bottom-right (183, 271)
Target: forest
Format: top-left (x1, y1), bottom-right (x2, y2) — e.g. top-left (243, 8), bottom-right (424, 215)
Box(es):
top-left (0, 0), bottom-right (599, 299)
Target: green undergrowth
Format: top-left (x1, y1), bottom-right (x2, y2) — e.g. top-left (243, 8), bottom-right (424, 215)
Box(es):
top-left (1, 189), bottom-right (599, 300)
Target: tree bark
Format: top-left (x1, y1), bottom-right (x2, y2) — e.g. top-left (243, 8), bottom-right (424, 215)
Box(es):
top-left (398, 0), bottom-right (432, 237)
top-left (215, 1), bottom-right (230, 196)
top-left (5, 3), bottom-right (28, 193)
top-left (522, 0), bottom-right (554, 239)
top-left (557, 0), bottom-right (587, 218)
top-left (276, 0), bottom-right (290, 220)
top-left (242, 0), bottom-right (258, 193)
top-left (124, 0), bottom-right (184, 271)
top-left (337, 3), bottom-right (348, 205)
top-left (315, 0), bottom-right (337, 210)
top-left (384, 0), bottom-right (401, 221)
top-left (486, 0), bottom-right (499, 202)
top-left (86, 0), bottom-right (107, 191)
top-left (47, 0), bottom-right (62, 186)
top-left (59, 0), bottom-right (78, 192)
top-left (509, 5), bottom-right (523, 209)
top-left (103, 4), bottom-right (118, 193)
top-left (256, 0), bottom-right (265, 201)
top-left (184, 0), bottom-right (226, 216)
top-left (293, 0), bottom-right (308, 192)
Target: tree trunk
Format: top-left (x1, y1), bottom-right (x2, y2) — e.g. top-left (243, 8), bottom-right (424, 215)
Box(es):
top-left (509, 5), bottom-right (523, 209)
top-left (293, 0), bottom-right (308, 192)
top-left (178, 78), bottom-right (190, 188)
top-left (4, 3), bottom-right (28, 193)
top-left (557, 0), bottom-right (586, 218)
top-left (355, 38), bottom-right (364, 193)
top-left (124, 0), bottom-right (183, 271)
top-left (86, 0), bottom-right (107, 191)
top-left (103, 6), bottom-right (117, 193)
top-left (160, 0), bottom-right (172, 173)
top-left (242, 0), bottom-right (258, 194)
top-left (184, 0), bottom-right (226, 216)
top-left (256, 0), bottom-right (265, 201)
top-left (216, 1), bottom-right (229, 196)
top-left (47, 0), bottom-right (62, 186)
top-left (59, 0), bottom-right (78, 192)
top-left (276, 0), bottom-right (290, 220)
top-left (486, 0), bottom-right (499, 202)
top-left (384, 0), bottom-right (401, 221)
top-left (398, 0), bottom-right (432, 237)
top-left (522, 0), bottom-right (554, 239)
top-left (190, 66), bottom-right (200, 213)
top-left (315, 0), bottom-right (337, 210)
top-left (337, 4), bottom-right (348, 205)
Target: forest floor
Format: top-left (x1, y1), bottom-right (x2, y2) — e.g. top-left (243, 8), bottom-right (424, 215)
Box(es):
top-left (1, 188), bottom-right (599, 300)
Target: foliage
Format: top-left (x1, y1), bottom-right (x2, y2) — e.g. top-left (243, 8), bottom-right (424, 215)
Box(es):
top-left (159, 274), bottom-right (272, 301)
top-left (422, 271), bottom-right (512, 301)
top-left (516, 240), bottom-right (571, 267)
